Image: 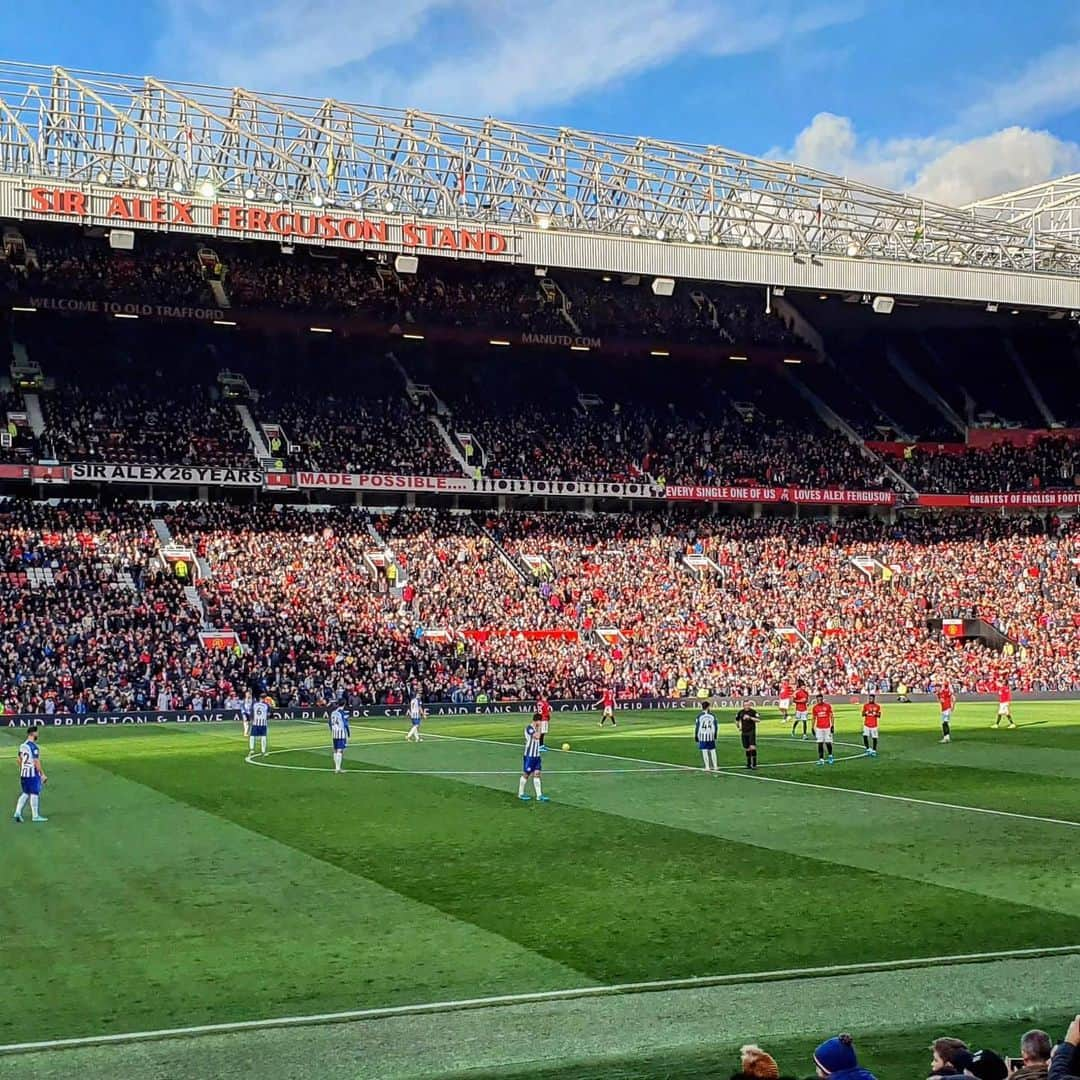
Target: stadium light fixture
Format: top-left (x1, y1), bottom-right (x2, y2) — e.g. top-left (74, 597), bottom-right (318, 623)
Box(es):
top-left (213, 319), bottom-right (237, 327)
top-left (783, 357), bottom-right (802, 365)
top-left (384, 199), bottom-right (396, 213)
top-left (741, 235), bottom-right (753, 248)
top-left (402, 333), bottom-right (425, 341)
top-left (846, 242), bottom-right (860, 257)
top-left (172, 180), bottom-right (184, 194)
top-left (570, 344), bottom-right (590, 352)
top-left (650, 349), bottom-right (670, 357)
top-left (685, 231), bottom-right (696, 243)
top-left (986, 303), bottom-right (999, 312)
top-left (950, 250), bottom-right (964, 265)
top-left (312, 195), bottom-right (324, 208)
top-left (489, 339), bottom-right (511, 347)
top-left (136, 175), bottom-right (149, 189)
top-left (244, 188), bottom-right (256, 200)
top-left (602, 275), bottom-right (612, 282)
top-left (630, 224), bottom-right (641, 237)
top-left (729, 355), bottom-right (748, 361)
top-left (113, 312), bottom-right (139, 320)
top-left (197, 179), bottom-right (216, 199)
top-left (273, 191), bottom-right (284, 204)
top-left (353, 199), bottom-right (363, 211)
top-left (309, 326), bottom-right (333, 333)
top-left (655, 228), bottom-right (666, 241)
top-left (96, 171), bottom-right (108, 184)
top-left (536, 215), bottom-right (551, 230)
top-left (1010, 309), bottom-right (1019, 315)
top-left (11, 306), bottom-right (36, 313)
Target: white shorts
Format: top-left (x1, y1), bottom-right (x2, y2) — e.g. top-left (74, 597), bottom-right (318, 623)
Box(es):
top-left (778, 698), bottom-right (791, 711)
top-left (795, 710), bottom-right (808, 722)
top-left (537, 719), bottom-right (550, 733)
top-left (603, 706), bottom-right (614, 717)
top-left (815, 727), bottom-right (832, 743)
top-left (997, 703), bottom-right (1011, 716)
top-left (863, 725), bottom-right (879, 738)
top-left (941, 708), bottom-right (952, 722)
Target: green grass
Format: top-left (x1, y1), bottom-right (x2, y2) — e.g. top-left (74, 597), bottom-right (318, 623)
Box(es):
top-left (3, 701), bottom-right (1080, 1078)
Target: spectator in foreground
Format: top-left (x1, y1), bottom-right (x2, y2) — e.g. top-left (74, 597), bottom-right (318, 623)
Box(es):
top-left (1050, 1017), bottom-right (1080, 1080)
top-left (968, 1050), bottom-right (1009, 1080)
top-left (1012, 1031), bottom-right (1053, 1080)
top-left (732, 1044), bottom-right (784, 1080)
top-left (813, 1034), bottom-right (878, 1080)
top-left (931, 1037), bottom-right (973, 1078)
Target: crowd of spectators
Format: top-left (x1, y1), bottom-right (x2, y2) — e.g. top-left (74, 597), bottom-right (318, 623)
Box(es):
top-left (725, 1023), bottom-right (1080, 1080)
top-left (895, 438), bottom-right (1079, 494)
top-left (1, 499), bottom-right (1076, 714)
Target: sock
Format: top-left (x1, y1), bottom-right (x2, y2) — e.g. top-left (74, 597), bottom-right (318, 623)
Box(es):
top-left (708, 749), bottom-right (717, 770)
top-left (791, 721), bottom-right (798, 736)
top-left (333, 751), bottom-right (342, 771)
top-left (826, 743), bottom-right (833, 757)
top-left (701, 750), bottom-right (710, 769)
top-left (872, 737), bottom-right (878, 752)
top-left (745, 750), bottom-right (752, 767)
top-left (802, 720), bottom-right (808, 735)
top-left (249, 736), bottom-right (255, 752)
top-left (14, 793), bottom-right (28, 816)
top-left (518, 776), bottom-right (527, 796)
top-left (751, 750), bottom-right (758, 768)
top-left (261, 736), bottom-right (267, 754)
top-left (533, 776), bottom-right (543, 798)
top-left (30, 795), bottom-right (40, 817)
top-left (539, 733), bottom-right (545, 746)
top-left (942, 721), bottom-right (951, 737)
top-left (818, 743), bottom-right (825, 760)
top-left (863, 734), bottom-right (870, 749)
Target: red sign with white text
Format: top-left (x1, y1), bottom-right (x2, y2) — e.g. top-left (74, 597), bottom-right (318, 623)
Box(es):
top-left (918, 491), bottom-right (1080, 508)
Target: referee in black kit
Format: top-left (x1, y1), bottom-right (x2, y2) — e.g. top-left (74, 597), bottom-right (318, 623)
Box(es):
top-left (734, 700), bottom-right (761, 770)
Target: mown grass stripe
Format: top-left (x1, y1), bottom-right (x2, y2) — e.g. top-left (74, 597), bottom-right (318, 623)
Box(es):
top-left (5, 944), bottom-right (1079, 1056)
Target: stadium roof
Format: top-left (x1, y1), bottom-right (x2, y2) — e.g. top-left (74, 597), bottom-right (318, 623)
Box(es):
top-left (0, 61), bottom-right (1078, 311)
top-left (969, 174), bottom-right (1080, 244)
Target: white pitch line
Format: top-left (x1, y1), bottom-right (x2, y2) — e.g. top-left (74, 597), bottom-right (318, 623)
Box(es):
top-left (4, 943), bottom-right (1079, 1056)
top-left (356, 724), bottom-right (1080, 829)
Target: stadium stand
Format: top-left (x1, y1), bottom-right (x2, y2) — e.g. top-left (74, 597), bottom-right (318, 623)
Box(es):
top-left (1, 500), bottom-right (1076, 713)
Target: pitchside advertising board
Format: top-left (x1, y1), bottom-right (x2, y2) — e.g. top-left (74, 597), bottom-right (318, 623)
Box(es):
top-left (5, 692), bottom-right (1076, 727)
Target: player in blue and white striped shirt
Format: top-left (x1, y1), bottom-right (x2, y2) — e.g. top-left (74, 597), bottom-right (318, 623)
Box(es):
top-left (517, 715), bottom-right (550, 802)
top-left (405, 694), bottom-right (424, 742)
top-left (13, 726), bottom-right (47, 823)
top-left (695, 703), bottom-right (718, 772)
top-left (329, 707), bottom-right (351, 774)
top-left (249, 699), bottom-right (270, 756)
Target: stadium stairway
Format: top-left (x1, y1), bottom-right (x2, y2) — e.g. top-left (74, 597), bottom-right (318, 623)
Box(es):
top-left (183, 584), bottom-right (209, 627)
top-left (781, 364), bottom-right (915, 494)
top-left (151, 518), bottom-right (173, 547)
top-left (1004, 338), bottom-right (1057, 426)
top-left (886, 344), bottom-right (967, 436)
top-left (478, 524), bottom-right (531, 583)
top-left (235, 403), bottom-right (271, 463)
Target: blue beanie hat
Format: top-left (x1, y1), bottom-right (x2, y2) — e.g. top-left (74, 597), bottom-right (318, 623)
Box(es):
top-left (815, 1035), bottom-right (858, 1074)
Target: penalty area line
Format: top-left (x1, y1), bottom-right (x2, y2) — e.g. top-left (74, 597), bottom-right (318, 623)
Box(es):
top-left (5, 943), bottom-right (1080, 1056)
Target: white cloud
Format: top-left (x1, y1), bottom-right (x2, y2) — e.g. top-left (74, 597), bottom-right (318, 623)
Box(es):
top-left (956, 42), bottom-right (1080, 134)
top-left (157, 0), bottom-right (860, 116)
top-left (775, 112), bottom-right (1080, 205)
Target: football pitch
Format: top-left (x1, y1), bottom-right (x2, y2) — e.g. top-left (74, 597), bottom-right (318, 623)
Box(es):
top-left (3, 702), bottom-right (1080, 1079)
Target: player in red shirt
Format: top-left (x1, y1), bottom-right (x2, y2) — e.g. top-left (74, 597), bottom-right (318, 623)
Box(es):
top-left (937, 683), bottom-right (954, 743)
top-left (993, 684), bottom-right (1015, 730)
top-left (593, 688), bottom-right (616, 727)
top-left (778, 681), bottom-right (793, 724)
top-left (536, 694), bottom-right (552, 750)
top-left (861, 694), bottom-right (881, 757)
top-left (791, 683), bottom-right (811, 739)
top-left (812, 695), bottom-right (835, 765)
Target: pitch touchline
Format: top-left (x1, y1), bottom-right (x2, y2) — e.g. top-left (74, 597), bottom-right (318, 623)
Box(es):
top-left (4, 943), bottom-right (1078, 1056)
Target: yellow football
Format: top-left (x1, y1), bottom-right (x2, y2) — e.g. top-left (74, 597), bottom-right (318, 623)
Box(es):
top-left (562, 743), bottom-right (571, 751)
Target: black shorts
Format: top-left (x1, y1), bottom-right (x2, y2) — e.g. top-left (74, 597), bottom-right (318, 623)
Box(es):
top-left (740, 731), bottom-right (756, 749)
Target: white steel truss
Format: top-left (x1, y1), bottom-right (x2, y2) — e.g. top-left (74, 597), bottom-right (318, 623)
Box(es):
top-left (970, 174), bottom-right (1080, 245)
top-left (2, 61), bottom-right (1080, 278)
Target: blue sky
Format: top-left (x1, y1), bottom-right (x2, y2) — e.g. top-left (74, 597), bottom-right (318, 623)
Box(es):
top-left (4, 1), bottom-right (1080, 203)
